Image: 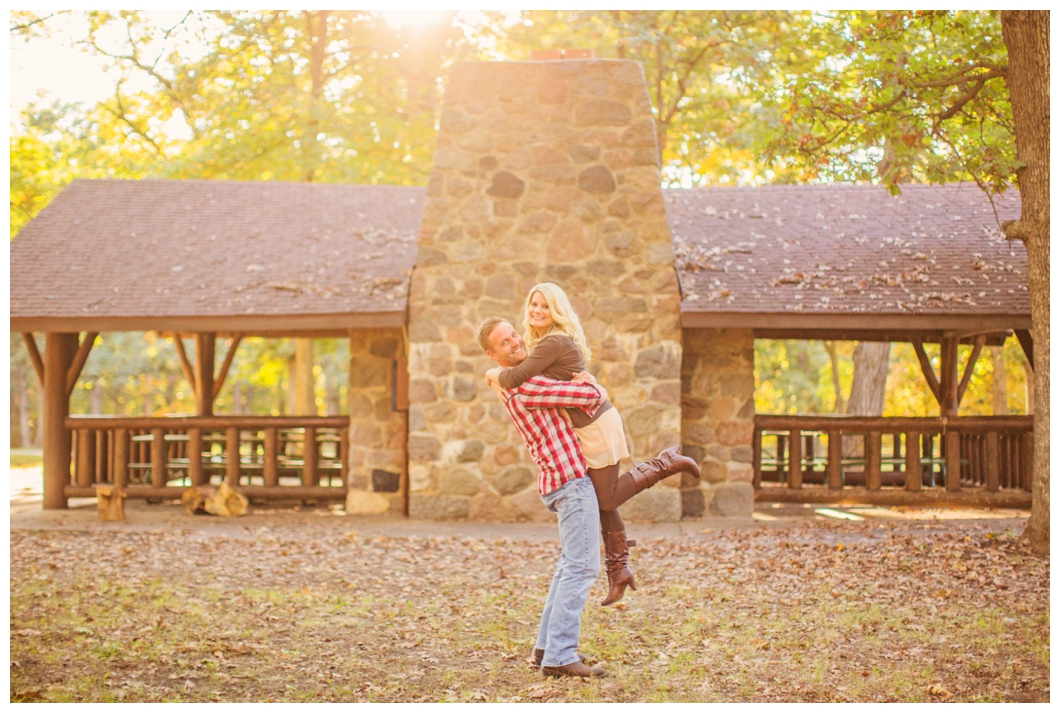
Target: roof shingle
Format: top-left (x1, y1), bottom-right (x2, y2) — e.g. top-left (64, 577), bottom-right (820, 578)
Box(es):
top-left (10, 179), bottom-right (424, 331)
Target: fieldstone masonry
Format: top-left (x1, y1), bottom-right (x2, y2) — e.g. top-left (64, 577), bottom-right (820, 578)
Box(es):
top-left (680, 328), bottom-right (756, 517)
top-left (407, 59), bottom-right (688, 522)
top-left (344, 327), bottom-right (408, 515)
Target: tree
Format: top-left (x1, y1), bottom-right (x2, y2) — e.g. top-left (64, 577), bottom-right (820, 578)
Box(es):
top-left (764, 10), bottom-right (1047, 552)
top-left (10, 11), bottom-right (474, 235)
top-left (998, 10), bottom-right (1048, 554)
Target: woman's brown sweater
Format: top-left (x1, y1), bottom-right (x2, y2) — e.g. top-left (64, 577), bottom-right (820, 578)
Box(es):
top-left (497, 333), bottom-right (613, 428)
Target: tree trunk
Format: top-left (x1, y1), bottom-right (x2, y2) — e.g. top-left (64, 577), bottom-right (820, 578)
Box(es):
top-left (990, 347), bottom-right (1008, 415)
top-left (847, 342), bottom-right (891, 416)
top-left (825, 341), bottom-right (845, 414)
top-left (1001, 10), bottom-right (1049, 555)
top-left (89, 383), bottom-right (104, 415)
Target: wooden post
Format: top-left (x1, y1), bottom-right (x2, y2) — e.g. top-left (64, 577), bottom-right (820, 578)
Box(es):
top-left (96, 430), bottom-right (106, 484)
top-left (827, 429), bottom-right (842, 489)
top-left (1020, 430), bottom-right (1034, 491)
top-left (752, 427), bottom-right (762, 489)
top-left (113, 428), bottom-right (128, 489)
top-left (939, 335), bottom-right (959, 417)
top-left (293, 338), bottom-right (315, 415)
top-left (303, 426), bottom-right (318, 487)
top-left (985, 432), bottom-right (1000, 492)
top-left (226, 427), bottom-right (241, 486)
top-left (188, 428), bottom-right (203, 486)
top-left (945, 430), bottom-right (961, 491)
top-left (339, 426), bottom-right (349, 483)
top-left (776, 434), bottom-right (786, 485)
top-left (150, 427), bottom-right (166, 487)
top-left (76, 429), bottom-right (95, 487)
top-left (866, 431), bottom-right (882, 490)
top-left (195, 333), bottom-right (216, 416)
top-left (264, 427), bottom-right (278, 487)
top-left (787, 429), bottom-right (802, 489)
top-left (905, 432), bottom-right (921, 491)
top-left (42, 333), bottom-right (78, 509)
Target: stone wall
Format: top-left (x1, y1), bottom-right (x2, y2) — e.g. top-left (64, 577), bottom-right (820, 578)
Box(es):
top-left (406, 59), bottom-right (684, 522)
top-left (344, 327), bottom-right (408, 515)
top-left (680, 328), bottom-right (756, 518)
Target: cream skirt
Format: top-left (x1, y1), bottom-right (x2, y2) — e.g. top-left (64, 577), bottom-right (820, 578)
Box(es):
top-left (574, 408), bottom-right (630, 469)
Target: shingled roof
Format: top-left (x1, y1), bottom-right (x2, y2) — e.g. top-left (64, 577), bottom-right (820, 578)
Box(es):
top-left (665, 183), bottom-right (1029, 337)
top-left (10, 179), bottom-right (424, 334)
top-left (12, 179), bottom-right (1030, 339)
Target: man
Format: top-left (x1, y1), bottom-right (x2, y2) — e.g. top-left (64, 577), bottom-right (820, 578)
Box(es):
top-left (478, 316), bottom-right (608, 678)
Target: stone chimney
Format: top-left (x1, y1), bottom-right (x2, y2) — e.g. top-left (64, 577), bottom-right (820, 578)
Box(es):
top-left (406, 59), bottom-right (685, 522)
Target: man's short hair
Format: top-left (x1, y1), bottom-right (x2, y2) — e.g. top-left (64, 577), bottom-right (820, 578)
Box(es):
top-left (477, 316), bottom-right (509, 352)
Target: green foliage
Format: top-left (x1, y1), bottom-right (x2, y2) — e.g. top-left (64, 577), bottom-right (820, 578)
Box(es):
top-left (755, 336), bottom-right (1030, 417)
top-left (11, 10), bottom-right (475, 237)
top-left (757, 11), bottom-right (1015, 194)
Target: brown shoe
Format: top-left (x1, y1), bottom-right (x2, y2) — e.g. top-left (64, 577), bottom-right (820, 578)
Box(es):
top-left (533, 648), bottom-right (586, 667)
top-left (542, 660), bottom-right (608, 678)
top-left (601, 530), bottom-right (637, 606)
top-left (629, 446), bottom-right (700, 493)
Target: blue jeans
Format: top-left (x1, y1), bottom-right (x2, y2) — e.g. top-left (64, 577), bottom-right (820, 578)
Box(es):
top-left (535, 476), bottom-right (601, 667)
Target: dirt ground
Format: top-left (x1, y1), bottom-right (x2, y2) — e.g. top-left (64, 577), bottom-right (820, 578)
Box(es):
top-left (8, 467), bottom-right (1050, 702)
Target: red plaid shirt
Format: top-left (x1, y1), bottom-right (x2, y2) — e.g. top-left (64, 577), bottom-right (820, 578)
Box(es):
top-left (499, 375), bottom-right (605, 496)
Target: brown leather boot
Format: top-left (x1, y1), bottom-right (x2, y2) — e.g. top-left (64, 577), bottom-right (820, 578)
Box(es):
top-left (600, 531), bottom-right (637, 606)
top-left (629, 446), bottom-right (700, 493)
top-left (533, 649), bottom-right (586, 667)
top-left (542, 660), bottom-right (608, 678)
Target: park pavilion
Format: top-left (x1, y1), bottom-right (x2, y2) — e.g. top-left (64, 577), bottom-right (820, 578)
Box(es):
top-left (10, 60), bottom-right (1033, 521)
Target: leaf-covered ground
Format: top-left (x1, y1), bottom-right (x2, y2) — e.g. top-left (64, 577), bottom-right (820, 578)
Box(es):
top-left (10, 515), bottom-right (1049, 702)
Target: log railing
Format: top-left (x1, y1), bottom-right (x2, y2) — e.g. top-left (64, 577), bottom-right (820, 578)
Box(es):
top-left (65, 416), bottom-right (349, 501)
top-left (753, 415), bottom-right (1033, 507)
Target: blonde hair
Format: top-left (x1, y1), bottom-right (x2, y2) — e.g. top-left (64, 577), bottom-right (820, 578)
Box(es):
top-left (522, 282), bottom-right (592, 363)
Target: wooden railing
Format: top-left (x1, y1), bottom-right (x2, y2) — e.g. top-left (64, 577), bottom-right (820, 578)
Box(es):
top-left (65, 416), bottom-right (349, 501)
top-left (753, 415), bottom-right (1034, 507)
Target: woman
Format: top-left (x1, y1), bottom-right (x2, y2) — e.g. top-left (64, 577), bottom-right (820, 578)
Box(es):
top-left (486, 282), bottom-right (700, 606)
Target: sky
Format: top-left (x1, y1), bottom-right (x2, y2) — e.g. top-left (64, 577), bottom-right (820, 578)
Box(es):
top-left (8, 10), bottom-right (494, 131)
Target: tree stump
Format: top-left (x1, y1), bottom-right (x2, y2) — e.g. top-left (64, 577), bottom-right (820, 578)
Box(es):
top-left (96, 485), bottom-right (125, 521)
top-left (181, 482), bottom-right (248, 517)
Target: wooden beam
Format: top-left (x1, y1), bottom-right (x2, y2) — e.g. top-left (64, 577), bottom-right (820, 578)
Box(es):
top-left (957, 335), bottom-right (987, 405)
top-left (939, 336), bottom-right (959, 417)
top-left (865, 432), bottom-right (882, 490)
top-left (752, 427), bottom-right (762, 489)
top-left (150, 427), bottom-right (167, 488)
top-left (911, 341), bottom-right (942, 404)
top-left (754, 486), bottom-right (1031, 509)
top-left (64, 485), bottom-right (348, 500)
top-left (171, 335), bottom-right (197, 395)
top-left (65, 332), bottom-right (98, 398)
top-left (195, 333), bottom-right (216, 416)
top-left (904, 432), bottom-right (921, 491)
top-left (22, 333), bottom-right (44, 386)
top-left (264, 428), bottom-right (279, 488)
top-left (945, 431), bottom-right (961, 491)
top-left (787, 429), bottom-right (802, 489)
top-left (827, 430), bottom-right (842, 489)
top-left (985, 432), bottom-right (1000, 493)
top-left (11, 310), bottom-right (407, 335)
top-left (42, 333), bottom-right (78, 509)
top-left (212, 333), bottom-right (244, 400)
top-left (1015, 330), bottom-right (1034, 370)
top-left (188, 428), bottom-right (203, 487)
top-left (226, 426), bottom-right (241, 486)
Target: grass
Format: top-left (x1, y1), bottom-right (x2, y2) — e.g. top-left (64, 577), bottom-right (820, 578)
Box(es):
top-left (10, 452), bottom-right (42, 468)
top-left (9, 523), bottom-right (1050, 702)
